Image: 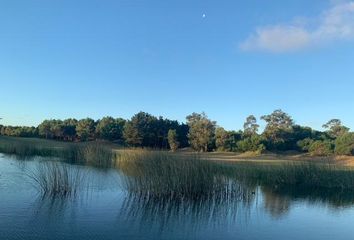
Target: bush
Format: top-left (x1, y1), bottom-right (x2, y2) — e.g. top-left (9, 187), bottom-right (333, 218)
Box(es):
top-left (297, 138), bottom-right (314, 152)
top-left (308, 140), bottom-right (334, 156)
top-left (335, 133), bottom-right (354, 156)
top-left (236, 135), bottom-right (265, 153)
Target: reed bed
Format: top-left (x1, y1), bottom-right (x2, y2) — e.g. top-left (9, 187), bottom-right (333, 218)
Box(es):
top-left (225, 161), bottom-right (354, 190)
top-left (27, 161), bottom-right (87, 197)
top-left (68, 142), bottom-right (115, 167)
top-left (0, 136), bottom-right (67, 159)
top-left (0, 136), bottom-right (115, 167)
top-left (115, 150), bottom-right (354, 199)
top-left (3, 136), bottom-right (354, 194)
top-left (115, 150), bottom-right (244, 199)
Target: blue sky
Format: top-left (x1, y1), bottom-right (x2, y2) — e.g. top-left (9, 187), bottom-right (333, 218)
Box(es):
top-left (1, 0), bottom-right (354, 131)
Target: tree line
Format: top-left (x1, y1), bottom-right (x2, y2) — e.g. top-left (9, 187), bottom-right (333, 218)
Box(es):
top-left (0, 110), bottom-right (353, 156)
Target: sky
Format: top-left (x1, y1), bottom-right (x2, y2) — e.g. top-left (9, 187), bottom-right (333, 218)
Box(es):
top-left (1, 0), bottom-right (354, 131)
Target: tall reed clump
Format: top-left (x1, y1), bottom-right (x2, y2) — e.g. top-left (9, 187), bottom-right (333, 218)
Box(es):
top-left (27, 161), bottom-right (86, 197)
top-left (68, 142), bottom-right (115, 168)
top-left (115, 150), bottom-right (244, 199)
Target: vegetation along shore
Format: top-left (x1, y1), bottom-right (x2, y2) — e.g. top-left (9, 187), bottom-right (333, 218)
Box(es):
top-left (0, 109), bottom-right (354, 197)
top-left (1, 109), bottom-right (353, 157)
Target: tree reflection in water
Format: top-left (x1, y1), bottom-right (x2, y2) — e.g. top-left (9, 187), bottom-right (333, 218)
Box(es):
top-left (261, 186), bottom-right (354, 219)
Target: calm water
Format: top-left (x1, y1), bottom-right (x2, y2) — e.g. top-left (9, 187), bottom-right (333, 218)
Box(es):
top-left (1, 153), bottom-right (354, 240)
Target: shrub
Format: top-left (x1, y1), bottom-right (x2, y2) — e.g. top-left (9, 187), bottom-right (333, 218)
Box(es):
top-left (308, 140), bottom-right (334, 156)
top-left (335, 133), bottom-right (354, 156)
top-left (167, 129), bottom-right (180, 152)
top-left (236, 135), bottom-right (265, 153)
top-left (297, 138), bottom-right (314, 152)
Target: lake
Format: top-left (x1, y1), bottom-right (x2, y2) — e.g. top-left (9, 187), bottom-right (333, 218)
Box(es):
top-left (1, 153), bottom-right (354, 240)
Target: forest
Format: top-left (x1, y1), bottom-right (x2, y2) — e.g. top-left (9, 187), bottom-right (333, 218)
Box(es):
top-left (1, 109), bottom-right (353, 156)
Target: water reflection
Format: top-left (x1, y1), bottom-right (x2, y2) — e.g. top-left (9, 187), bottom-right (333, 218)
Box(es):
top-left (263, 186), bottom-right (354, 211)
top-left (120, 183), bottom-right (257, 232)
top-left (3, 155), bottom-right (354, 240)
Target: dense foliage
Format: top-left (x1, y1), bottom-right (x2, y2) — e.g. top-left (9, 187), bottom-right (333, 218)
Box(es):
top-left (0, 109), bottom-right (352, 155)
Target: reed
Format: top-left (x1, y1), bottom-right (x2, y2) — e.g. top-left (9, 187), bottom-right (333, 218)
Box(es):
top-left (115, 150), bottom-right (240, 199)
top-left (3, 136), bottom-right (354, 191)
top-left (0, 136), bottom-right (115, 167)
top-left (27, 161), bottom-right (86, 197)
top-left (115, 150), bottom-right (354, 198)
top-left (68, 142), bottom-right (115, 167)
top-left (225, 161), bottom-right (354, 190)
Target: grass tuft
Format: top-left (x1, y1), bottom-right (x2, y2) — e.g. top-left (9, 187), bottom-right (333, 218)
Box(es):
top-left (26, 161), bottom-right (86, 197)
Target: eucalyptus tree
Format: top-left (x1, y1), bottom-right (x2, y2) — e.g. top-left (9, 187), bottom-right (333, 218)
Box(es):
top-left (243, 115), bottom-right (259, 136)
top-left (186, 112), bottom-right (216, 152)
top-left (38, 120), bottom-right (54, 139)
top-left (261, 109), bottom-right (294, 151)
top-left (323, 119), bottom-right (349, 138)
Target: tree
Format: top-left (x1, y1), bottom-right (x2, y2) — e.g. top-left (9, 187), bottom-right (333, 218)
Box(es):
top-left (335, 133), bottom-right (354, 156)
top-left (168, 129), bottom-right (180, 152)
top-left (261, 109), bottom-right (294, 151)
top-left (186, 112), bottom-right (216, 152)
top-left (38, 120), bottom-right (53, 139)
top-left (96, 117), bottom-right (125, 141)
top-left (0, 125), bottom-right (4, 135)
top-left (123, 112), bottom-right (157, 147)
top-left (323, 119), bottom-right (349, 138)
top-left (176, 123), bottom-right (189, 148)
top-left (62, 118), bottom-right (78, 141)
top-left (215, 127), bottom-right (229, 151)
top-left (243, 115), bottom-right (259, 136)
top-left (289, 125), bottom-right (313, 150)
top-left (0, 126), bottom-right (38, 138)
top-left (123, 112), bottom-right (188, 149)
top-left (76, 118), bottom-right (95, 141)
top-left (50, 120), bottom-right (64, 140)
